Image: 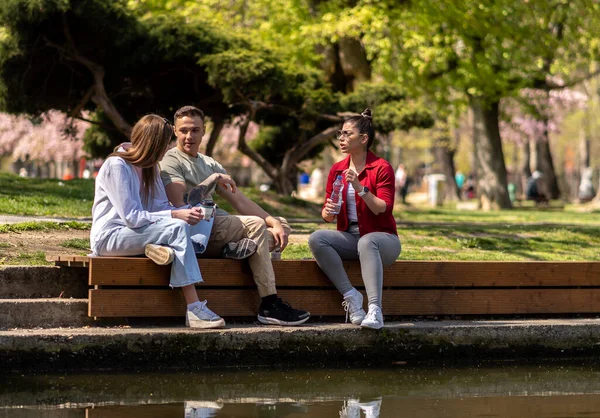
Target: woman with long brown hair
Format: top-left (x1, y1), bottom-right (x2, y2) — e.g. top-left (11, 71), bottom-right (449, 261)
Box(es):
top-left (90, 114), bottom-right (226, 329)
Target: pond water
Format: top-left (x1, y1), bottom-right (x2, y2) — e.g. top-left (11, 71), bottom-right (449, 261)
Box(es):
top-left (2, 362), bottom-right (600, 417)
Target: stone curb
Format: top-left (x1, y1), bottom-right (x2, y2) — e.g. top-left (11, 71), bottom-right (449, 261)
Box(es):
top-left (0, 266), bottom-right (88, 298)
top-left (0, 299), bottom-right (91, 328)
top-left (2, 319), bottom-right (600, 372)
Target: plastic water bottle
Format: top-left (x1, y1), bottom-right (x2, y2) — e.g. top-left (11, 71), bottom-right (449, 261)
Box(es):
top-left (330, 175), bottom-right (344, 215)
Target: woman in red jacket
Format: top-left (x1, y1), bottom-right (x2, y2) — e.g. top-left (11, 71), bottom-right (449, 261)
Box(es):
top-left (308, 108), bottom-right (401, 329)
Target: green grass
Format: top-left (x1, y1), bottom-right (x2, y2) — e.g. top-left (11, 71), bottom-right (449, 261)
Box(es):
top-left (0, 221), bottom-right (90, 233)
top-left (60, 238), bottom-right (90, 250)
top-left (0, 173), bottom-right (95, 217)
top-left (5, 251), bottom-right (47, 266)
top-left (4, 171), bottom-right (600, 263)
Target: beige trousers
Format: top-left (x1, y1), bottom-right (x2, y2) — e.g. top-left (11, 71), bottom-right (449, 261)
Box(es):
top-left (202, 215), bottom-right (291, 297)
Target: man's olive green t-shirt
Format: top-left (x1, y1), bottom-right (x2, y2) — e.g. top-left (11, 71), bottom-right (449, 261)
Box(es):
top-left (160, 147), bottom-right (227, 197)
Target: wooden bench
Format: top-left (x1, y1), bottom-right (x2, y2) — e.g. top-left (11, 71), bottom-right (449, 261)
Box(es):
top-left (48, 256), bottom-right (600, 318)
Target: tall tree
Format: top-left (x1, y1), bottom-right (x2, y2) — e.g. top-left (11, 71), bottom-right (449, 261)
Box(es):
top-left (318, 0), bottom-right (600, 208)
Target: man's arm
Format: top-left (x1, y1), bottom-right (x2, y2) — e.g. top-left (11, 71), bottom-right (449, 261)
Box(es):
top-left (165, 182), bottom-right (188, 208)
top-left (218, 187), bottom-right (289, 250)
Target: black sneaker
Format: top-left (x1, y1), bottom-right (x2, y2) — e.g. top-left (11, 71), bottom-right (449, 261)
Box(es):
top-left (258, 298), bottom-right (311, 326)
top-left (222, 238), bottom-right (258, 260)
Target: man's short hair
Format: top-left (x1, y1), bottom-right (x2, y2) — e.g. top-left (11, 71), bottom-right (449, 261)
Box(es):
top-left (174, 106), bottom-right (205, 123)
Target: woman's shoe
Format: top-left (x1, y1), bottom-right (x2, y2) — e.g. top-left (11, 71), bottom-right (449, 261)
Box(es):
top-left (360, 304), bottom-right (384, 330)
top-left (342, 288), bottom-right (366, 325)
top-left (144, 244), bottom-right (175, 265)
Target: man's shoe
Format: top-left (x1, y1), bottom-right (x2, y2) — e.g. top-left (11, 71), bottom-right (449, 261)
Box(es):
top-left (145, 244), bottom-right (175, 265)
top-left (340, 399), bottom-right (360, 418)
top-left (186, 300), bottom-right (226, 329)
top-left (342, 288), bottom-right (366, 325)
top-left (360, 304), bottom-right (384, 330)
top-left (258, 298), bottom-right (310, 326)
top-left (222, 238), bottom-right (258, 260)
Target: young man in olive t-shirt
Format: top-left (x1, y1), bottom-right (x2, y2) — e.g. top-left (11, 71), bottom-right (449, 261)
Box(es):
top-left (160, 106), bottom-right (310, 326)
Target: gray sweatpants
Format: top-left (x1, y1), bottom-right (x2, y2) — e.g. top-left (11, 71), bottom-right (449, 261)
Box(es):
top-left (308, 225), bottom-right (401, 308)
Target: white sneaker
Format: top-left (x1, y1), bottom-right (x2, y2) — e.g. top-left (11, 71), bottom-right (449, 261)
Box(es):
top-left (360, 304), bottom-right (384, 330)
top-left (144, 244), bottom-right (174, 265)
top-left (186, 301), bottom-right (226, 329)
top-left (185, 401), bottom-right (223, 418)
top-left (359, 398), bottom-right (382, 418)
top-left (342, 288), bottom-right (366, 325)
top-left (339, 399), bottom-right (360, 418)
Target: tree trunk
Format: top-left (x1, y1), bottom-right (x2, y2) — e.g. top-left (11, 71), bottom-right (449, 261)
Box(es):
top-left (520, 140), bottom-right (532, 199)
top-left (433, 142), bottom-right (460, 202)
top-left (531, 119), bottom-right (560, 199)
top-left (469, 96), bottom-right (512, 210)
top-left (234, 107), bottom-right (339, 195)
top-left (205, 118), bottom-right (224, 157)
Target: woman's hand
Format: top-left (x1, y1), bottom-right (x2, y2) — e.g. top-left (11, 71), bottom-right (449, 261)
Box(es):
top-left (172, 207), bottom-right (204, 225)
top-left (322, 198), bottom-right (337, 222)
top-left (343, 168), bottom-right (362, 191)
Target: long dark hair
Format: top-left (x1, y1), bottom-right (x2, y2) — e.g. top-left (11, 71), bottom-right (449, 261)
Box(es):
top-left (344, 108), bottom-right (374, 149)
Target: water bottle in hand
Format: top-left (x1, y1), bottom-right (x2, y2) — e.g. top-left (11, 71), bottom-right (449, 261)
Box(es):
top-left (329, 175), bottom-right (344, 215)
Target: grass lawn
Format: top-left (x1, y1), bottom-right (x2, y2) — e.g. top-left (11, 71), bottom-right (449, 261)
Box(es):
top-left (2, 173), bottom-right (600, 263)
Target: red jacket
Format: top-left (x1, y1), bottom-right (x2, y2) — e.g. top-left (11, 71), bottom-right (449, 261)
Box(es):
top-left (323, 151), bottom-right (397, 236)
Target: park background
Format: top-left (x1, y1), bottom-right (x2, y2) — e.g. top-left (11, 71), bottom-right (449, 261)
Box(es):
top-left (1, 0), bottom-right (600, 263)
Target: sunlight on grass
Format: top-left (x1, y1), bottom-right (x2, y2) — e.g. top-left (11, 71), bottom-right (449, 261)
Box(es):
top-left (3, 251), bottom-right (49, 266)
top-left (60, 238), bottom-right (90, 250)
top-left (0, 221), bottom-right (90, 233)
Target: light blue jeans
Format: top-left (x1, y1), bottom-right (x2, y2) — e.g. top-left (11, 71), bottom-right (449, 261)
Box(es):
top-left (94, 217), bottom-right (214, 288)
top-left (308, 225), bottom-right (401, 307)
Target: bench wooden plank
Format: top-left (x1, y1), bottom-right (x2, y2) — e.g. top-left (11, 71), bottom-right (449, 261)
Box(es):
top-left (46, 254), bottom-right (89, 267)
top-left (88, 258), bottom-right (600, 287)
top-left (89, 288), bottom-right (600, 317)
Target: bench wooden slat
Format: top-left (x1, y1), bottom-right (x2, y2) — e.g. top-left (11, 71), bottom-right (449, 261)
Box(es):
top-left (89, 288), bottom-right (600, 317)
top-left (88, 258), bottom-right (600, 287)
top-left (46, 255), bottom-right (89, 267)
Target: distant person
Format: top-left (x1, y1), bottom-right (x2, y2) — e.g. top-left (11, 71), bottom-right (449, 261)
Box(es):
top-left (455, 170), bottom-right (465, 193)
top-left (464, 175), bottom-right (476, 199)
top-left (18, 167), bottom-right (28, 178)
top-left (90, 114), bottom-right (224, 329)
top-left (578, 167), bottom-right (595, 202)
top-left (308, 108), bottom-right (401, 330)
top-left (395, 163), bottom-right (409, 204)
top-left (309, 167), bottom-right (324, 198)
top-left (62, 168), bottom-right (74, 181)
top-left (526, 171), bottom-right (548, 204)
top-left (161, 105), bottom-right (310, 326)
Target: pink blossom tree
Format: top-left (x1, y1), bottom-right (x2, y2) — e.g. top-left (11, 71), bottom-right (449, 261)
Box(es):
top-left (0, 111), bottom-right (90, 177)
top-left (500, 88), bottom-right (587, 199)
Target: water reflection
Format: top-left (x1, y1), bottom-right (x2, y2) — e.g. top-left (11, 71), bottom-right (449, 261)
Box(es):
top-left (4, 363), bottom-right (600, 417)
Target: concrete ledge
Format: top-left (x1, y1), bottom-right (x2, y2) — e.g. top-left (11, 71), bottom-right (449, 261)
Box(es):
top-left (0, 299), bottom-right (92, 329)
top-left (0, 266), bottom-right (87, 298)
top-left (2, 319), bottom-right (600, 372)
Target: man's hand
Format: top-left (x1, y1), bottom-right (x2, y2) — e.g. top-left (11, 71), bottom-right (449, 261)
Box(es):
top-left (211, 173), bottom-right (237, 193)
top-left (172, 207), bottom-right (204, 225)
top-left (269, 220), bottom-right (289, 251)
